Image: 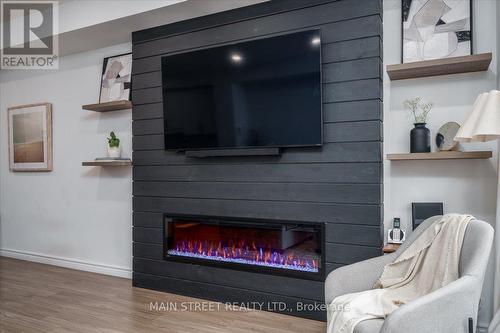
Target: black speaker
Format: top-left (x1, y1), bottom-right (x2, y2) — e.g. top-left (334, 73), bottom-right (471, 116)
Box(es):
top-left (412, 202), bottom-right (444, 230)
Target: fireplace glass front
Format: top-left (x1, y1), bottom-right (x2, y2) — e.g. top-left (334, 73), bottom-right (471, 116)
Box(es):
top-left (164, 215), bottom-right (324, 279)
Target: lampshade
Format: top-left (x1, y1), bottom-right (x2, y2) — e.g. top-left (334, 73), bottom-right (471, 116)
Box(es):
top-left (455, 90), bottom-right (500, 143)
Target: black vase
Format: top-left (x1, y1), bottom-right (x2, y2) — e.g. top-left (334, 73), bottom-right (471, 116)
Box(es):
top-left (410, 123), bottom-right (430, 153)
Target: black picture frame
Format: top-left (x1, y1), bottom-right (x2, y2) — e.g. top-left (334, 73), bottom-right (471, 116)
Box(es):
top-left (99, 52), bottom-right (133, 103)
top-left (412, 202), bottom-right (444, 230)
top-left (401, 0), bottom-right (473, 63)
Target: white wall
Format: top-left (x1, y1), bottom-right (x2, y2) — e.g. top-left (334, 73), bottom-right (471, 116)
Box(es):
top-left (59, 0), bottom-right (186, 33)
top-left (384, 0), bottom-right (498, 329)
top-left (498, 0), bottom-right (500, 89)
top-left (0, 0), bottom-right (267, 281)
top-left (0, 43), bottom-right (133, 278)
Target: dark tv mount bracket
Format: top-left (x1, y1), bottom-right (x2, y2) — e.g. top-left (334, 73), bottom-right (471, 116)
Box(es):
top-left (185, 147), bottom-right (282, 158)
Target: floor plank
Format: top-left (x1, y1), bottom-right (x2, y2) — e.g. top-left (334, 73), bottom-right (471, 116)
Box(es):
top-left (0, 257), bottom-right (325, 332)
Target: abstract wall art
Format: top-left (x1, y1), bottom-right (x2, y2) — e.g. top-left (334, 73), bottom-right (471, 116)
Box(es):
top-left (8, 103), bottom-right (53, 172)
top-left (402, 0), bottom-right (472, 63)
top-left (99, 53), bottom-right (132, 103)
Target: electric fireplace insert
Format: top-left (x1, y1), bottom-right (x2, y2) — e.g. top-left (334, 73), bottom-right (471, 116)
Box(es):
top-left (164, 214), bottom-right (325, 280)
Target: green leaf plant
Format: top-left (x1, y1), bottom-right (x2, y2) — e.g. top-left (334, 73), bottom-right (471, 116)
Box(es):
top-left (107, 131), bottom-right (120, 148)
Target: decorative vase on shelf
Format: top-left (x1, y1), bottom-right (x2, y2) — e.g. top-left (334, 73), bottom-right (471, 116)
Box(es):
top-left (107, 131), bottom-right (121, 158)
top-left (107, 146), bottom-right (121, 158)
top-left (410, 123), bottom-right (430, 153)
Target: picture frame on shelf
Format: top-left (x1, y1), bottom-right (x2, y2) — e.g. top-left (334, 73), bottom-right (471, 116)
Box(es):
top-left (99, 53), bottom-right (132, 103)
top-left (402, 0), bottom-right (473, 63)
top-left (8, 103), bottom-right (53, 172)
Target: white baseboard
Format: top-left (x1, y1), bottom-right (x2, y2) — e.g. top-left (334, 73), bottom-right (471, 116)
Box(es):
top-left (0, 248), bottom-right (132, 279)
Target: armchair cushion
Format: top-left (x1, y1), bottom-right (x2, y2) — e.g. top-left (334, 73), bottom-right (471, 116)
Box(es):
top-left (325, 253), bottom-right (396, 304)
top-left (380, 275), bottom-right (478, 333)
top-left (354, 319), bottom-right (384, 333)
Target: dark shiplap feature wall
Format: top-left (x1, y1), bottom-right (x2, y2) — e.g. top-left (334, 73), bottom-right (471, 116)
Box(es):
top-left (131, 0), bottom-right (383, 321)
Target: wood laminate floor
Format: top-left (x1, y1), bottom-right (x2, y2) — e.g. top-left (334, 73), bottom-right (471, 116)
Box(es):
top-left (0, 257), bottom-right (325, 333)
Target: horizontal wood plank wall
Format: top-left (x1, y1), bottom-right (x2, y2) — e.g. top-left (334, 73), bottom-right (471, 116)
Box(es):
top-left (131, 0), bottom-right (383, 321)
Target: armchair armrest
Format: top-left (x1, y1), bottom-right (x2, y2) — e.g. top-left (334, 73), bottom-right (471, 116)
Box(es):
top-left (325, 253), bottom-right (396, 304)
top-left (381, 276), bottom-right (478, 333)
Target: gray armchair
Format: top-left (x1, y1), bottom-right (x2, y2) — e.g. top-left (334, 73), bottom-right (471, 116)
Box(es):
top-left (325, 216), bottom-right (494, 333)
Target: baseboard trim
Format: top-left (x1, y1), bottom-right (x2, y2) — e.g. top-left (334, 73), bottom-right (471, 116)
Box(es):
top-left (0, 248), bottom-right (132, 279)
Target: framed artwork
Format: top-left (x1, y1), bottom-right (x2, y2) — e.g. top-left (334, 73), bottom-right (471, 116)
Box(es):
top-left (99, 53), bottom-right (132, 103)
top-left (8, 103), bottom-right (53, 172)
top-left (402, 0), bottom-right (473, 63)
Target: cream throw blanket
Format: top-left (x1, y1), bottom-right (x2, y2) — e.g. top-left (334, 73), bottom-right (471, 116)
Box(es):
top-left (327, 214), bottom-right (473, 333)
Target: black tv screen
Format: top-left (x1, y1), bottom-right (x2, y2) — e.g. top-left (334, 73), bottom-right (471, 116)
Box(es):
top-left (161, 30), bottom-right (322, 151)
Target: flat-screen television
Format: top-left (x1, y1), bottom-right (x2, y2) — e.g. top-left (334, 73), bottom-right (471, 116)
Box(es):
top-left (161, 29), bottom-right (322, 151)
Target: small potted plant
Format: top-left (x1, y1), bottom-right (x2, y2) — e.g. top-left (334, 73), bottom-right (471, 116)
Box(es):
top-left (107, 131), bottom-right (121, 158)
top-left (404, 97), bottom-right (434, 153)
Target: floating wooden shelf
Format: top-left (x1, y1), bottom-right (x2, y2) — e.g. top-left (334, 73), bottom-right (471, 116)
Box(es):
top-left (387, 151), bottom-right (492, 161)
top-left (82, 100), bottom-right (132, 112)
top-left (387, 53), bottom-right (492, 80)
top-left (82, 160), bottom-right (132, 167)
top-left (383, 243), bottom-right (401, 254)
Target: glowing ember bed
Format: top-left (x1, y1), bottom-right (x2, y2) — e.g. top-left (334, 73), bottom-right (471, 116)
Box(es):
top-left (164, 215), bottom-right (325, 280)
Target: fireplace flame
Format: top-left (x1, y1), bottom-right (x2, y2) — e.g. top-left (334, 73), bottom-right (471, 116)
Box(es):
top-left (171, 239), bottom-right (319, 273)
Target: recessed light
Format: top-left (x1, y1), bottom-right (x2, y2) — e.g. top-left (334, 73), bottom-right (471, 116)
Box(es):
top-left (311, 37), bottom-right (321, 46)
top-left (230, 53), bottom-right (243, 63)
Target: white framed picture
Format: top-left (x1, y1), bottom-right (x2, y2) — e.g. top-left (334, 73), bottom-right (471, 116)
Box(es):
top-left (99, 53), bottom-right (132, 103)
top-left (402, 0), bottom-right (472, 63)
top-left (8, 103), bottom-right (53, 172)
